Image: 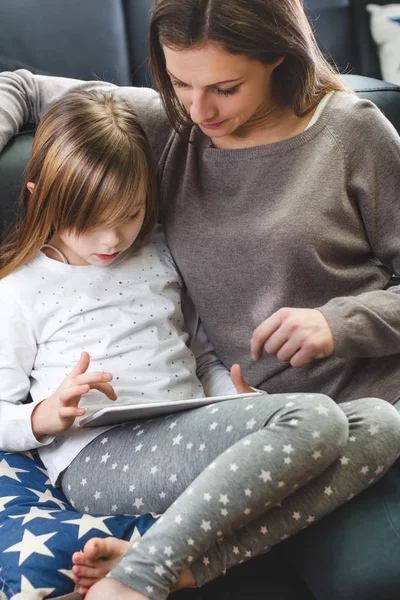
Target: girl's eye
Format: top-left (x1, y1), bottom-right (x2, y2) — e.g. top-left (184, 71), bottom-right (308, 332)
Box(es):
top-left (128, 212), bottom-right (140, 221)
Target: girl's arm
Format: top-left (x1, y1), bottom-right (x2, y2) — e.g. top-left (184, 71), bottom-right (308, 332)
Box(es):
top-left (0, 288), bottom-right (55, 451)
top-left (0, 70), bottom-right (172, 163)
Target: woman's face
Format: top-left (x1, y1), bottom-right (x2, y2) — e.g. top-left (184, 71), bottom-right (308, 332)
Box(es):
top-left (163, 42), bottom-right (284, 142)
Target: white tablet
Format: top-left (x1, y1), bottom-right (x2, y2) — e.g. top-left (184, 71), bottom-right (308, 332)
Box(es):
top-left (78, 391), bottom-right (263, 428)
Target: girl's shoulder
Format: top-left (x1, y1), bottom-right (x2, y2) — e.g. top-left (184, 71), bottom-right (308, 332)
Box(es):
top-left (0, 253), bottom-right (58, 300)
top-left (120, 226), bottom-right (180, 280)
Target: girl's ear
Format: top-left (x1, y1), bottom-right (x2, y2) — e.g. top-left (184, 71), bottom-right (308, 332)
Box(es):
top-left (27, 182), bottom-right (35, 194)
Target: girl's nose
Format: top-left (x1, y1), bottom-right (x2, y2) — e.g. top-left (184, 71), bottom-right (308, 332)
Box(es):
top-left (100, 228), bottom-right (120, 248)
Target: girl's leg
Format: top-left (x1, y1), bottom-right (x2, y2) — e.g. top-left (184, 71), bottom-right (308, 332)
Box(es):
top-left (68, 392), bottom-right (348, 600)
top-left (101, 397), bottom-right (400, 600)
top-left (186, 397), bottom-right (400, 588)
top-left (61, 393), bottom-right (346, 516)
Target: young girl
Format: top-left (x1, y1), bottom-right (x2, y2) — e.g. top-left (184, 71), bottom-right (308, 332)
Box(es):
top-left (0, 90), bottom-right (399, 600)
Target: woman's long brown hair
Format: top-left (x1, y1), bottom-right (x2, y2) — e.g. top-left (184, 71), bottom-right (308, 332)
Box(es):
top-left (149, 0), bottom-right (352, 134)
top-left (0, 90), bottom-right (158, 279)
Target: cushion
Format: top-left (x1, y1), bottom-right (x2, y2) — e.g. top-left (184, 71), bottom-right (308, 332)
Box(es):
top-left (0, 451), bottom-right (158, 599)
top-left (367, 4), bottom-right (400, 84)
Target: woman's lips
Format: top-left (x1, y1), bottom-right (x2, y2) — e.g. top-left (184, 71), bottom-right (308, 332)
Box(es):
top-left (200, 121), bottom-right (224, 130)
top-left (95, 252), bottom-right (120, 261)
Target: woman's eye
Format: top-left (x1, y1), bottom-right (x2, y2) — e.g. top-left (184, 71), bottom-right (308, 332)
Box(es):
top-left (128, 212), bottom-right (140, 221)
top-left (216, 86), bottom-right (240, 97)
top-left (171, 79), bottom-right (187, 88)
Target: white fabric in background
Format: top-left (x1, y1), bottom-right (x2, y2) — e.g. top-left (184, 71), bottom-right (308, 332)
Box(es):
top-left (367, 3), bottom-right (400, 85)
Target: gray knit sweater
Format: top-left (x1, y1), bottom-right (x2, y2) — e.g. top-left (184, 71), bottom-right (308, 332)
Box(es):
top-left (1, 70), bottom-right (400, 403)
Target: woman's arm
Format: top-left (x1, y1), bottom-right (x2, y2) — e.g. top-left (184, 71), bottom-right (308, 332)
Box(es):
top-left (0, 69), bottom-right (116, 150)
top-left (317, 99), bottom-right (400, 359)
top-left (0, 70), bottom-right (172, 163)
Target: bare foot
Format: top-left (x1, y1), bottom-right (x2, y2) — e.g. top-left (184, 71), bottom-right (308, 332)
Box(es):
top-left (72, 536), bottom-right (196, 596)
top-left (72, 537), bottom-right (130, 595)
top-left (85, 577), bottom-right (149, 600)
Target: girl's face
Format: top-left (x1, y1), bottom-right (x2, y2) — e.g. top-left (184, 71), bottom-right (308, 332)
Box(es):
top-left (163, 42), bottom-right (284, 143)
top-left (27, 183), bottom-right (147, 267)
top-left (53, 204), bottom-right (146, 266)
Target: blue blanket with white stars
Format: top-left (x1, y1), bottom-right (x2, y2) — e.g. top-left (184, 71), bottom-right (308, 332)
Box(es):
top-left (0, 451), bottom-right (158, 599)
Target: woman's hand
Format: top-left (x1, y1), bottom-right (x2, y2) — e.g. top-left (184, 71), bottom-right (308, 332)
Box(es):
top-left (251, 308), bottom-right (334, 368)
top-left (31, 351), bottom-right (117, 441)
top-left (230, 363), bottom-right (255, 394)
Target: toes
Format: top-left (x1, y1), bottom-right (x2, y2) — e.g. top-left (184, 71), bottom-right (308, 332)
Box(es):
top-left (78, 586), bottom-right (90, 596)
top-left (75, 575), bottom-right (99, 588)
top-left (73, 564), bottom-right (103, 578)
top-left (83, 538), bottom-right (103, 561)
top-left (72, 551), bottom-right (84, 565)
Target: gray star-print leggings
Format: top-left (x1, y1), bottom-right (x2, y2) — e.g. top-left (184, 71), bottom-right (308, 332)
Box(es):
top-left (61, 393), bottom-right (400, 600)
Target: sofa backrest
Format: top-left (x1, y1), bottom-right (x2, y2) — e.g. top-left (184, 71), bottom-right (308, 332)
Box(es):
top-left (0, 0), bottom-right (389, 85)
top-left (0, 0), bottom-right (154, 86)
top-left (305, 0), bottom-right (386, 79)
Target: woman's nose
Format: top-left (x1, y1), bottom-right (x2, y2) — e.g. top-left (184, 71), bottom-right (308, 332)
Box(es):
top-left (189, 91), bottom-right (216, 124)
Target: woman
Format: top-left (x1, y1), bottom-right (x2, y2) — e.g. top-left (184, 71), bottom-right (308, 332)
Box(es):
top-left (1, 1), bottom-right (400, 599)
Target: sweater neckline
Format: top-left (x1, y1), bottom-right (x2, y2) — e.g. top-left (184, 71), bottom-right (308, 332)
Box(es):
top-left (197, 91), bottom-right (339, 160)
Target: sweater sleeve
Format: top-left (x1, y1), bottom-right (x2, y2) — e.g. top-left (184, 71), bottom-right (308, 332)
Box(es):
top-left (0, 69), bottom-right (173, 165)
top-left (181, 287), bottom-right (237, 396)
top-left (318, 99), bottom-right (400, 358)
top-left (0, 285), bottom-right (54, 451)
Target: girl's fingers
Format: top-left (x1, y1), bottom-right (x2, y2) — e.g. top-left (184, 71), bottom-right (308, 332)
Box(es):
top-left (58, 406), bottom-right (86, 419)
top-left (75, 371), bottom-right (113, 386)
top-left (60, 384), bottom-right (90, 405)
top-left (230, 364), bottom-right (253, 394)
top-left (69, 352), bottom-right (90, 378)
top-left (90, 382), bottom-right (118, 400)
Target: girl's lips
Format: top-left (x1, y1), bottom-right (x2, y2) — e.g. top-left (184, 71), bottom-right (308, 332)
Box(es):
top-left (95, 252), bottom-right (120, 261)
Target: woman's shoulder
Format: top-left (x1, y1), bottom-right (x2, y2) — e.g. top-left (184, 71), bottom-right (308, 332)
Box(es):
top-left (116, 86), bottom-right (175, 165)
top-left (326, 91), bottom-right (398, 140)
top-left (322, 91), bottom-right (400, 160)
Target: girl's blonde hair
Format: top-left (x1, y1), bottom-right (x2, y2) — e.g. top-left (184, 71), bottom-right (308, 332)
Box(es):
top-left (149, 0), bottom-right (352, 134)
top-left (0, 90), bottom-right (158, 279)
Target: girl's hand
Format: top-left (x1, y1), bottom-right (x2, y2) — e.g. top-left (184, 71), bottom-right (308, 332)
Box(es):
top-left (31, 351), bottom-right (117, 441)
top-left (230, 363), bottom-right (255, 394)
top-left (251, 308), bottom-right (334, 368)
